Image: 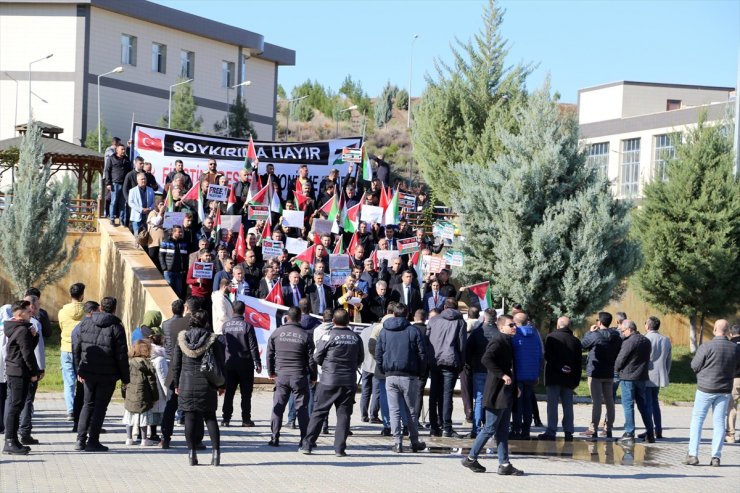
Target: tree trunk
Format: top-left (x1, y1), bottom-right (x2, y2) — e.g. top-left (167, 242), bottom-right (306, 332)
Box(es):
top-left (698, 312), bottom-right (705, 347)
top-left (688, 312), bottom-right (698, 354)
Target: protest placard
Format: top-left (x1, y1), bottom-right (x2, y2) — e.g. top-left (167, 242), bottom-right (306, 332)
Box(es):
top-left (422, 255), bottom-right (445, 274)
top-left (330, 269), bottom-right (351, 286)
top-left (376, 250), bottom-right (400, 263)
top-left (398, 192), bottom-right (416, 209)
top-left (282, 209), bottom-right (305, 229)
top-left (312, 219), bottom-right (334, 235)
top-left (193, 262), bottom-right (214, 279)
top-left (285, 237), bottom-right (308, 255)
top-left (341, 147), bottom-right (363, 163)
top-left (206, 184), bottom-right (230, 202)
top-left (329, 254), bottom-right (350, 271)
top-left (398, 237), bottom-right (420, 256)
top-left (444, 249), bottom-right (465, 267)
top-left (248, 205), bottom-right (269, 220)
top-left (163, 211), bottom-right (185, 229)
top-left (262, 239), bottom-right (284, 259)
top-left (220, 214), bottom-right (241, 232)
top-left (360, 205), bottom-right (384, 224)
top-left (433, 220), bottom-right (455, 240)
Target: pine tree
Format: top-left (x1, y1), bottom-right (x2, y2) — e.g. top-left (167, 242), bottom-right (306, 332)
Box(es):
top-left (451, 86), bottom-right (638, 329)
top-left (0, 120), bottom-right (80, 296)
top-left (374, 82), bottom-right (394, 128)
top-left (214, 94), bottom-right (258, 139)
top-left (396, 89), bottom-right (409, 110)
top-left (633, 117), bottom-right (740, 352)
top-left (167, 77), bottom-right (203, 132)
top-left (84, 122), bottom-right (111, 151)
top-left (412, 0), bottom-right (531, 204)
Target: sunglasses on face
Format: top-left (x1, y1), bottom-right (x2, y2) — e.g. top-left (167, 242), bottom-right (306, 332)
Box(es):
top-left (508, 323), bottom-right (517, 328)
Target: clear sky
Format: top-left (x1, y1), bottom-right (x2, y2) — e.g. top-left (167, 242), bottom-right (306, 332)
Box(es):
top-left (153, 0), bottom-right (740, 103)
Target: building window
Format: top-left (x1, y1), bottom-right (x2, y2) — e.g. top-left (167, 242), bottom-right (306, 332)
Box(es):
top-left (240, 55), bottom-right (249, 97)
top-left (586, 142), bottom-right (609, 177)
top-left (620, 138), bottom-right (640, 198)
top-left (180, 50), bottom-right (195, 79)
top-left (151, 43), bottom-right (166, 74)
top-left (222, 61), bottom-right (235, 88)
top-left (653, 133), bottom-right (678, 182)
top-left (666, 99), bottom-right (681, 111)
top-left (121, 34), bottom-right (137, 66)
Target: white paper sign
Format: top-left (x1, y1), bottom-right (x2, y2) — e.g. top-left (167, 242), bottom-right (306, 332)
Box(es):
top-left (193, 262), bottom-right (214, 279)
top-left (329, 254), bottom-right (350, 271)
top-left (331, 269), bottom-right (352, 286)
top-left (220, 214), bottom-right (241, 232)
top-left (262, 239), bottom-right (284, 259)
top-left (163, 211), bottom-right (185, 229)
top-left (282, 209), bottom-right (305, 229)
top-left (360, 205), bottom-right (384, 224)
top-left (312, 219), bottom-right (334, 235)
top-left (376, 250), bottom-right (400, 263)
top-left (206, 184), bottom-right (229, 202)
top-left (286, 237), bottom-right (309, 255)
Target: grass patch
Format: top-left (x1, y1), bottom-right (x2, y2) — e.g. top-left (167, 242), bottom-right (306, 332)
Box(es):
top-left (39, 324), bottom-right (63, 393)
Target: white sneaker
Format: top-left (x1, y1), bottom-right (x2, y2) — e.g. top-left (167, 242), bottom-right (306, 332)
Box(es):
top-left (140, 438), bottom-right (155, 447)
top-left (125, 439), bottom-right (136, 446)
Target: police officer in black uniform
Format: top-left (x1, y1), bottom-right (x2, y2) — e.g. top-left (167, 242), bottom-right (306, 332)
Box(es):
top-left (300, 309), bottom-right (364, 457)
top-left (266, 307), bottom-right (317, 447)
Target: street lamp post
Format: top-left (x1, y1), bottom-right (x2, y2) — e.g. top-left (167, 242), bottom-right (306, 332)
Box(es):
top-left (226, 80), bottom-right (251, 135)
top-left (168, 78), bottom-right (194, 129)
top-left (96, 66), bottom-right (124, 153)
top-left (407, 34), bottom-right (419, 128)
top-left (283, 95), bottom-right (308, 141)
top-left (335, 105), bottom-right (358, 138)
top-left (28, 53), bottom-right (53, 121)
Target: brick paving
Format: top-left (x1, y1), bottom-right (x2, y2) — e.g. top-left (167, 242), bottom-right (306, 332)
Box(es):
top-left (1, 390), bottom-right (738, 493)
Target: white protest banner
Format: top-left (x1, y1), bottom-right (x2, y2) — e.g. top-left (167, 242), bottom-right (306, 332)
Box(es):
top-left (360, 205), bottom-right (384, 224)
top-left (398, 192), bottom-right (416, 209)
top-left (329, 254), bottom-right (350, 271)
top-left (248, 205), bottom-right (269, 220)
top-left (444, 249), bottom-right (465, 267)
top-left (331, 269), bottom-right (352, 286)
top-left (206, 184), bottom-right (229, 202)
top-left (163, 211), bottom-right (185, 229)
top-left (312, 219), bottom-right (334, 235)
top-left (397, 237), bottom-right (420, 256)
top-left (193, 262), bottom-right (214, 279)
top-left (282, 209), bottom-right (305, 229)
top-left (131, 122), bottom-right (362, 201)
top-left (422, 255), bottom-right (445, 274)
top-left (262, 239), bottom-right (284, 259)
top-left (285, 237), bottom-right (309, 255)
top-left (376, 250), bottom-right (399, 263)
top-left (235, 294), bottom-right (287, 378)
top-left (220, 214), bottom-right (241, 232)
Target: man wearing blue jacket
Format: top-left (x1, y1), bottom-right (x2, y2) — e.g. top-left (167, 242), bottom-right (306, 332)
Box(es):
top-left (375, 303), bottom-right (427, 453)
top-left (511, 312), bottom-right (543, 440)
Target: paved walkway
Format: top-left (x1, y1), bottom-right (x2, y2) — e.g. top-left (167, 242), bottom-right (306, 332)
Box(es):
top-left (1, 390), bottom-right (738, 492)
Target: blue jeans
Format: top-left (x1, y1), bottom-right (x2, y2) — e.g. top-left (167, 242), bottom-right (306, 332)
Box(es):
top-left (163, 271), bottom-right (185, 299)
top-left (108, 183), bottom-right (126, 223)
top-left (688, 390), bottom-right (731, 459)
top-left (620, 380), bottom-right (653, 435)
top-left (131, 218), bottom-right (146, 236)
top-left (645, 386), bottom-right (662, 434)
top-left (472, 372), bottom-right (487, 434)
top-left (512, 382), bottom-right (535, 435)
top-left (468, 407), bottom-right (511, 464)
top-left (429, 366), bottom-right (457, 432)
top-left (60, 351), bottom-right (76, 414)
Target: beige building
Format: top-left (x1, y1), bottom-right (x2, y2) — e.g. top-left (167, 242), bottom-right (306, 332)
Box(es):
top-left (0, 0), bottom-right (294, 146)
top-left (578, 81), bottom-right (735, 199)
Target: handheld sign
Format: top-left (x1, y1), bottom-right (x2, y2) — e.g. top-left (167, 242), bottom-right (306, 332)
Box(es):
top-left (329, 254), bottom-right (350, 271)
top-left (206, 184), bottom-right (230, 202)
top-left (248, 205), bottom-right (270, 220)
top-left (398, 237), bottom-right (420, 256)
top-left (341, 147), bottom-right (363, 163)
top-left (331, 269), bottom-right (352, 286)
top-left (282, 210), bottom-right (305, 229)
top-left (444, 249), bottom-right (464, 267)
top-left (220, 214), bottom-right (242, 232)
top-left (360, 205), bottom-right (384, 224)
top-left (163, 211), bottom-right (185, 229)
top-left (312, 219), bottom-right (334, 235)
top-left (398, 192), bottom-right (416, 209)
top-left (262, 239), bottom-right (284, 259)
top-left (193, 262), bottom-right (214, 279)
top-left (285, 237), bottom-right (309, 255)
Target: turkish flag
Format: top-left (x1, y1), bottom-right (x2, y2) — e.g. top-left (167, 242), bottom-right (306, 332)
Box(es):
top-left (244, 305), bottom-right (272, 331)
top-left (265, 281), bottom-right (284, 306)
top-left (137, 130), bottom-right (163, 152)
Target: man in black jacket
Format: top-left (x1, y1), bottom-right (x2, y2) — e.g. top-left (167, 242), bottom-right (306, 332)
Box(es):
top-left (465, 309), bottom-right (499, 438)
top-left (461, 314), bottom-right (523, 476)
top-left (160, 298), bottom-right (192, 448)
top-left (220, 301), bottom-right (262, 428)
top-left (73, 297), bottom-right (130, 452)
top-left (389, 271), bottom-right (422, 320)
top-left (615, 319), bottom-right (653, 443)
top-left (538, 316), bottom-right (582, 441)
top-left (375, 303), bottom-right (427, 453)
top-left (300, 309), bottom-right (364, 456)
top-left (105, 144), bottom-right (132, 225)
top-left (160, 226), bottom-right (190, 300)
top-left (266, 307), bottom-right (317, 446)
top-left (3, 300), bottom-right (41, 455)
top-left (362, 280), bottom-right (389, 323)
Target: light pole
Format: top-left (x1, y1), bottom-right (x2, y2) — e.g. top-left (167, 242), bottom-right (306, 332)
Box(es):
top-left (96, 66), bottom-right (124, 153)
top-left (335, 105), bottom-right (357, 138)
top-left (407, 34), bottom-right (419, 128)
top-left (28, 53), bottom-right (53, 121)
top-left (168, 78), bottom-right (193, 129)
top-left (226, 80), bottom-right (251, 135)
top-left (283, 95), bottom-right (308, 141)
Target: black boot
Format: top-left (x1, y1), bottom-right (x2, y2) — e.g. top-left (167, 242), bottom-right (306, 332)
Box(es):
top-left (188, 449), bottom-right (198, 466)
top-left (211, 448), bottom-right (220, 466)
top-left (3, 439), bottom-right (30, 455)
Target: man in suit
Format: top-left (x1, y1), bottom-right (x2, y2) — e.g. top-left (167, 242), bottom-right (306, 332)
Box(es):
top-left (423, 279), bottom-right (447, 313)
top-left (257, 266), bottom-right (280, 299)
top-left (643, 316), bottom-right (672, 440)
top-left (383, 226), bottom-right (398, 251)
top-left (305, 273), bottom-right (334, 315)
top-left (282, 271), bottom-right (304, 308)
top-left (127, 172), bottom-right (155, 235)
top-left (362, 280), bottom-right (389, 323)
top-left (390, 271), bottom-right (422, 319)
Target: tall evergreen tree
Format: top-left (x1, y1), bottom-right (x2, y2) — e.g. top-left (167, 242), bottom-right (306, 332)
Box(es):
top-left (84, 121), bottom-right (111, 151)
top-left (374, 83), bottom-right (394, 128)
top-left (412, 0), bottom-right (531, 204)
top-left (162, 77), bottom-right (203, 132)
top-left (452, 86), bottom-right (638, 329)
top-left (0, 120), bottom-right (80, 296)
top-left (633, 117), bottom-right (740, 352)
top-left (214, 94), bottom-right (258, 139)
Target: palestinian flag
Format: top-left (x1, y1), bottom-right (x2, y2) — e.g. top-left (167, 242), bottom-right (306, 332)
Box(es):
top-left (383, 186), bottom-right (400, 226)
top-left (343, 197), bottom-right (362, 233)
top-left (211, 207), bottom-right (222, 242)
top-left (294, 190), bottom-right (309, 211)
top-left (234, 224), bottom-right (247, 263)
top-left (467, 281), bottom-right (493, 311)
top-left (264, 280), bottom-right (284, 306)
top-left (292, 244), bottom-right (316, 268)
top-left (379, 183), bottom-right (390, 210)
top-left (333, 236), bottom-right (344, 255)
top-left (411, 250), bottom-right (423, 282)
top-left (182, 181), bottom-right (205, 222)
top-left (164, 188), bottom-right (174, 212)
top-left (259, 219), bottom-right (272, 246)
top-left (320, 192), bottom-right (339, 220)
top-left (245, 170), bottom-right (261, 206)
top-left (361, 144), bottom-right (372, 181)
top-left (346, 232), bottom-right (359, 257)
top-left (226, 184), bottom-right (238, 215)
top-left (250, 182), bottom-right (270, 206)
top-left (245, 135), bottom-right (258, 169)
top-left (369, 249), bottom-right (378, 270)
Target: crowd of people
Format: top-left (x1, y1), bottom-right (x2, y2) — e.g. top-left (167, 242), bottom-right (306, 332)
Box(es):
top-left (0, 139), bottom-right (738, 475)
